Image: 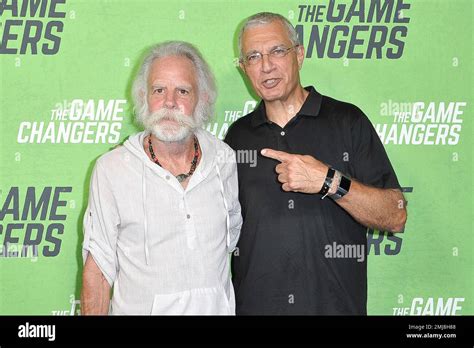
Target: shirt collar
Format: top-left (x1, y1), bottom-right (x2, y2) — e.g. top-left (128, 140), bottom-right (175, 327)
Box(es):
top-left (250, 86), bottom-right (323, 128)
top-left (133, 129), bottom-right (216, 194)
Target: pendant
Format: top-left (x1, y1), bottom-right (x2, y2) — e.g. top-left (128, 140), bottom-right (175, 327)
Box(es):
top-left (176, 174), bottom-right (188, 182)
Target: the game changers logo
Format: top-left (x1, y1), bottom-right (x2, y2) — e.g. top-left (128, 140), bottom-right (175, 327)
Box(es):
top-left (17, 99), bottom-right (125, 144)
top-left (393, 297), bottom-right (465, 315)
top-left (0, 0), bottom-right (67, 55)
top-left (0, 186), bottom-right (72, 258)
top-left (295, 0), bottom-right (410, 59)
top-left (375, 101), bottom-right (466, 145)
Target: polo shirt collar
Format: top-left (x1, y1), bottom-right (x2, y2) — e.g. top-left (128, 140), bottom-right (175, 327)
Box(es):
top-left (250, 86), bottom-right (323, 128)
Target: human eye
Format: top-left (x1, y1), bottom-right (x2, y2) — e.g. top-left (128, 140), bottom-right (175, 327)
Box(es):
top-left (178, 88), bottom-right (189, 96)
top-left (271, 47), bottom-right (288, 57)
top-left (152, 87), bottom-right (164, 94)
top-left (246, 52), bottom-right (261, 63)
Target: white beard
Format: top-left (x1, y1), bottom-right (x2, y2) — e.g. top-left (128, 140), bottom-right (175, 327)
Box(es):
top-left (143, 108), bottom-right (198, 142)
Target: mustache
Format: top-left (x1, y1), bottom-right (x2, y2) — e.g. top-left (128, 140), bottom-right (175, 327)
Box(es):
top-left (145, 108), bottom-right (197, 129)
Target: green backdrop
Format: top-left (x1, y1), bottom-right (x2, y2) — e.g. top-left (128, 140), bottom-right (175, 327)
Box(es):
top-left (0, 0), bottom-right (472, 315)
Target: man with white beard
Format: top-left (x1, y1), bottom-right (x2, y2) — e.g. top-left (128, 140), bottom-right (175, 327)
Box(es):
top-left (81, 41), bottom-right (242, 315)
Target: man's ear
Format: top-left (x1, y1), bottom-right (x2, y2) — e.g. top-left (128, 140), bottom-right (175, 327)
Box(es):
top-left (296, 45), bottom-right (305, 70)
top-left (239, 62), bottom-right (247, 75)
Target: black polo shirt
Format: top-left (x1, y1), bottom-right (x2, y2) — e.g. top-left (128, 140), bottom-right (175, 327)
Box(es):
top-left (224, 86), bottom-right (401, 315)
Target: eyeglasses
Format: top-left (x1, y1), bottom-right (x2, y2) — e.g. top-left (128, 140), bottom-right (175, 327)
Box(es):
top-left (240, 45), bottom-right (299, 66)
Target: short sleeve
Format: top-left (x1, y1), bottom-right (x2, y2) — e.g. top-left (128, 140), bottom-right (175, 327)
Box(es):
top-left (82, 159), bottom-right (120, 287)
top-left (350, 108), bottom-right (401, 190)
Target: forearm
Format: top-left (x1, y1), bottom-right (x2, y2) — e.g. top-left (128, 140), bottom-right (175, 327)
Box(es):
top-left (81, 255), bottom-right (111, 315)
top-left (258, 149), bottom-right (407, 232)
top-left (329, 173), bottom-right (407, 233)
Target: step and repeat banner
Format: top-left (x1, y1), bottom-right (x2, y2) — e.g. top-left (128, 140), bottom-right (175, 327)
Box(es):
top-left (0, 0), bottom-right (472, 315)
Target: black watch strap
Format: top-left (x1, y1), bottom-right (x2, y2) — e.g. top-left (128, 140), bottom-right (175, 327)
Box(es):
top-left (319, 167), bottom-right (335, 198)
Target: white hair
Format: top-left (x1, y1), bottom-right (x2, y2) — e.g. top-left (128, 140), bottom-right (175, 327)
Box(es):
top-left (238, 12), bottom-right (300, 59)
top-left (132, 41), bottom-right (217, 127)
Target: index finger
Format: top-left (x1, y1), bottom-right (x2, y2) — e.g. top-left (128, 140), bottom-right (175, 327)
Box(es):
top-left (261, 148), bottom-right (292, 163)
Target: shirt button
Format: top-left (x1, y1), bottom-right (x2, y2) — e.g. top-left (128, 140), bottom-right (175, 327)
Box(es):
top-left (165, 175), bottom-right (170, 180)
top-left (187, 214), bottom-right (191, 219)
top-left (280, 131), bottom-right (285, 136)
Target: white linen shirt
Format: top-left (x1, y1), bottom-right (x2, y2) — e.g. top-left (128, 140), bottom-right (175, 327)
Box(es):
top-left (82, 129), bottom-right (242, 315)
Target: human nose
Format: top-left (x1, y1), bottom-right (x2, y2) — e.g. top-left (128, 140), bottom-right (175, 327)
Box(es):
top-left (163, 91), bottom-right (177, 109)
top-left (260, 53), bottom-right (275, 73)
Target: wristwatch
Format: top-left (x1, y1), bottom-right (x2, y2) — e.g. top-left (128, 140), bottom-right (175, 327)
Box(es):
top-left (330, 174), bottom-right (351, 200)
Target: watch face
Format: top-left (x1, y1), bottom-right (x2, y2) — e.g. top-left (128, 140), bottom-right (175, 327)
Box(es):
top-left (340, 176), bottom-right (352, 193)
top-left (331, 175), bottom-right (351, 200)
